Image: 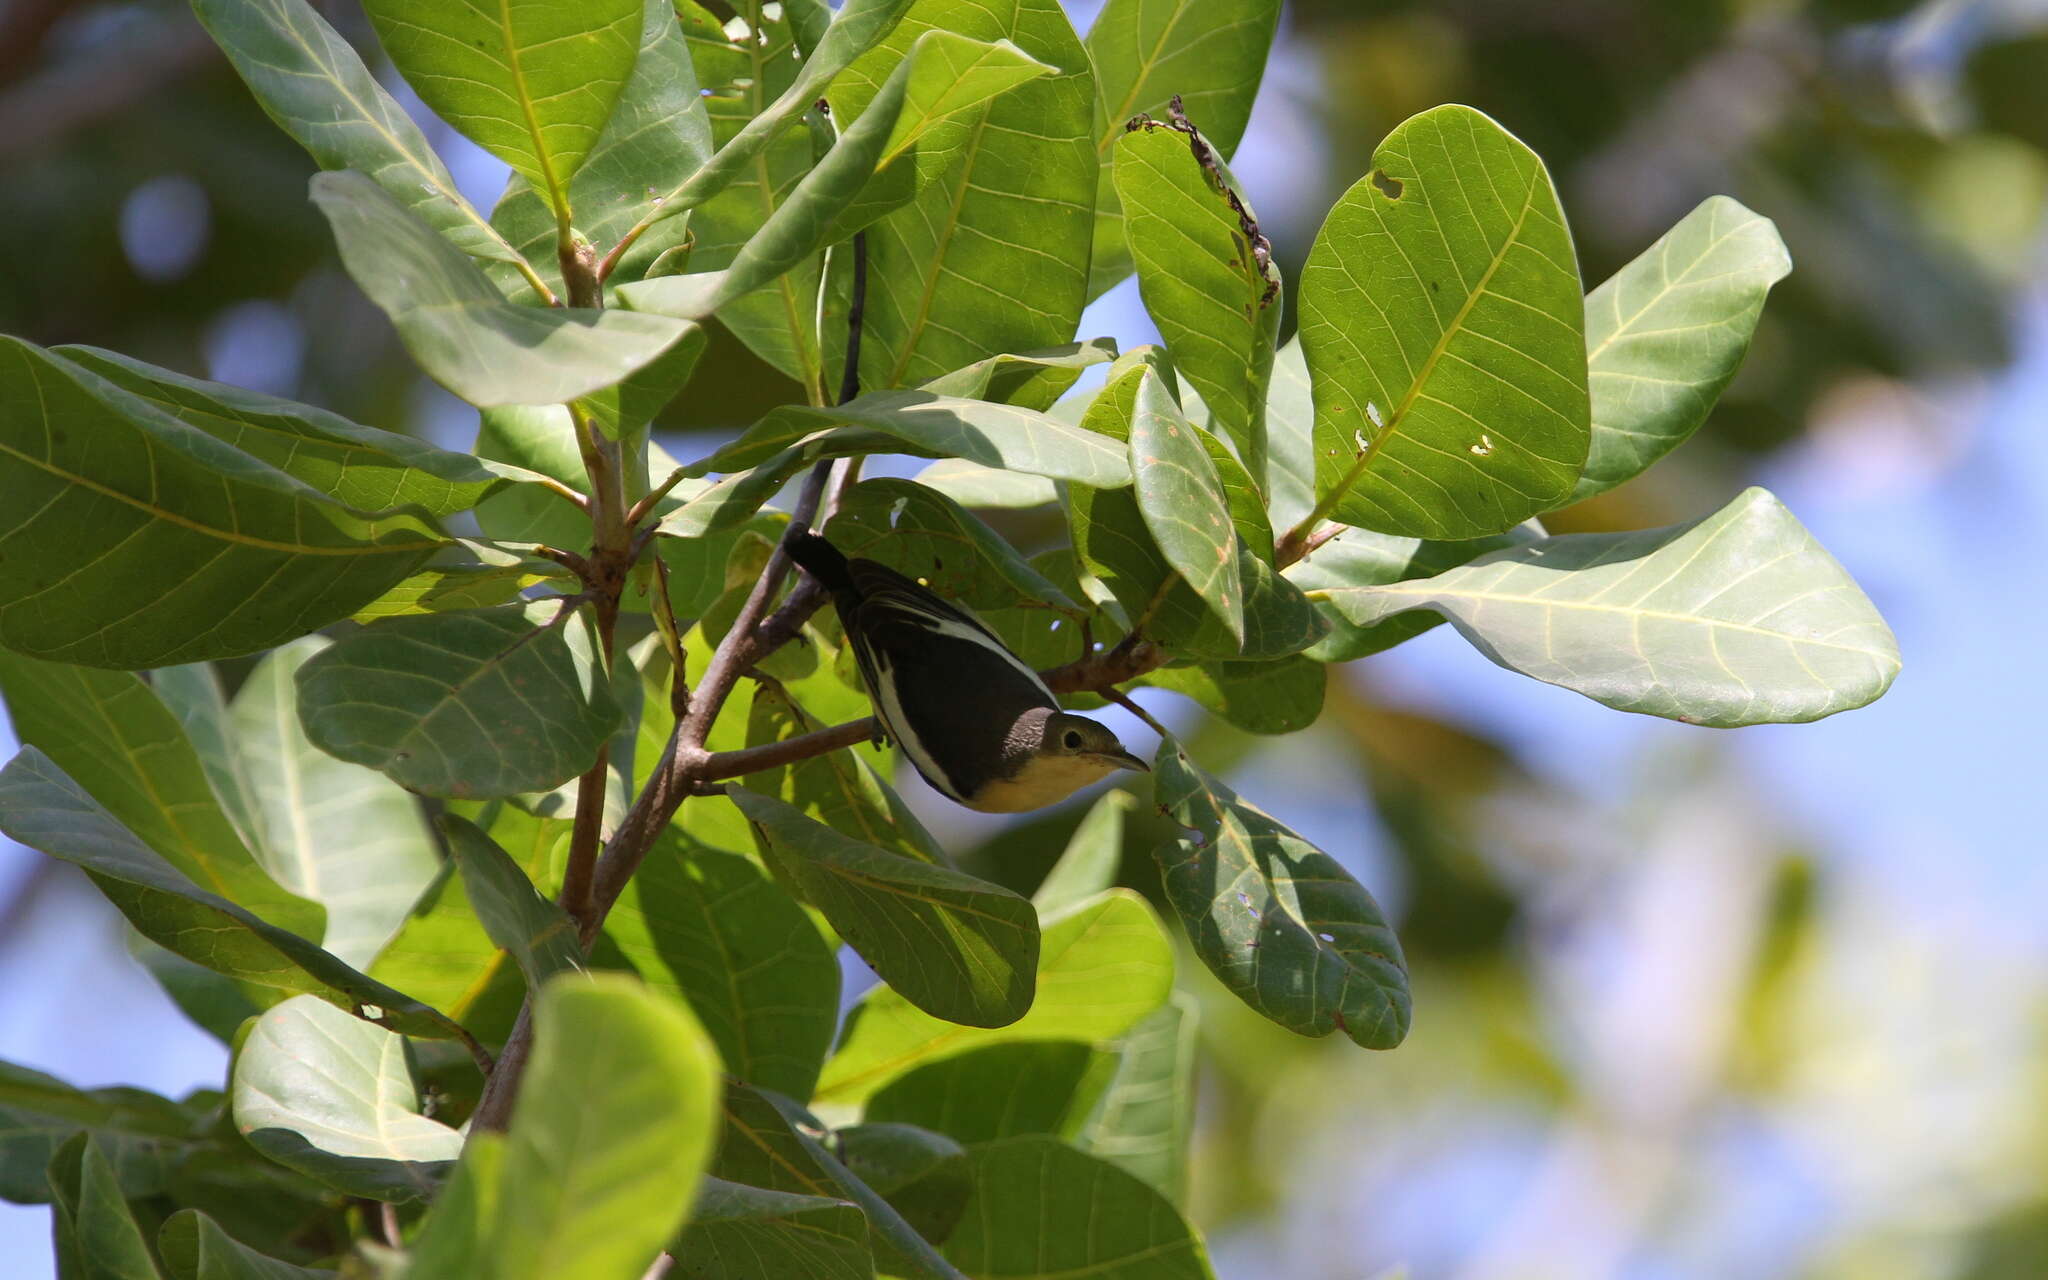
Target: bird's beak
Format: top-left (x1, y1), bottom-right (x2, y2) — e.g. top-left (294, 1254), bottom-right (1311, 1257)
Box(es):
top-left (1101, 749), bottom-right (1150, 774)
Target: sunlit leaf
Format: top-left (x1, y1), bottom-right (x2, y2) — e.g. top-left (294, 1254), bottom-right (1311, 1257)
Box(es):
top-left (1125, 361), bottom-right (1244, 640)
top-left (1311, 487), bottom-right (1901, 725)
top-left (1298, 104), bottom-right (1588, 539)
top-left (1075, 993), bottom-right (1197, 1205)
top-left (441, 815), bottom-right (583, 990)
top-left (1141, 655), bottom-right (1324, 735)
top-left (1283, 522), bottom-right (1544, 662)
top-left (1031, 790), bottom-right (1131, 915)
top-left (863, 1041), bottom-right (1114, 1146)
top-left (829, 478), bottom-right (1079, 614)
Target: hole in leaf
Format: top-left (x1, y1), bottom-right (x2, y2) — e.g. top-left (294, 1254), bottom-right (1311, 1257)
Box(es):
top-left (1370, 169), bottom-right (1404, 200)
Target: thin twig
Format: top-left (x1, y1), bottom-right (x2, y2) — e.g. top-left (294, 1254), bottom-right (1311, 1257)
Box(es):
top-left (625, 467), bottom-right (690, 529)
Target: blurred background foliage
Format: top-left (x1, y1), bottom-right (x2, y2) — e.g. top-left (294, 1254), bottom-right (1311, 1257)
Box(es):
top-left (2, 1), bottom-right (2045, 1277)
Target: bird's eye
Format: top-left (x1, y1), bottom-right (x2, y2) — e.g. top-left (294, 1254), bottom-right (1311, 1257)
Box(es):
top-left (1062, 730), bottom-right (1083, 750)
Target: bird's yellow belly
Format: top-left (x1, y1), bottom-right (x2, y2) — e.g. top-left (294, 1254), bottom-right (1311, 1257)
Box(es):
top-left (965, 754), bottom-right (1121, 813)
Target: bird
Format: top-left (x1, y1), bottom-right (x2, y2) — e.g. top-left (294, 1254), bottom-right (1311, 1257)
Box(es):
top-left (782, 524), bottom-right (1148, 813)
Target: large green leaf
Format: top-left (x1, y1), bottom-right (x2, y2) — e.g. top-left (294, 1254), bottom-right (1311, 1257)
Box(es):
top-left (1140, 656), bottom-right (1324, 735)
top-left (1284, 522), bottom-right (1545, 662)
top-left (0, 654), bottom-right (321, 940)
top-left (679, 1179), bottom-right (874, 1280)
top-left (1113, 124), bottom-right (1281, 477)
top-left (488, 0), bottom-right (714, 293)
top-left (0, 338), bottom-right (441, 669)
top-left (728, 789), bottom-right (1040, 1029)
top-left (0, 750), bottom-right (471, 1043)
top-left (308, 172), bottom-right (691, 408)
top-left (1576, 196), bottom-right (1792, 501)
top-left (489, 975), bottom-right (722, 1280)
top-left (1313, 486), bottom-right (1901, 725)
top-left (1125, 360), bottom-right (1244, 640)
top-left (148, 664), bottom-right (266, 863)
top-left (862, 1042), bottom-right (1114, 1145)
top-left (940, 1136), bottom-right (1213, 1279)
top-left (816, 891), bottom-right (1173, 1106)
top-left (441, 815), bottom-right (583, 989)
top-left (1152, 738), bottom-right (1410, 1049)
top-left (850, 0), bottom-right (1096, 388)
top-left (228, 638), bottom-right (439, 968)
top-left (1075, 994), bottom-right (1197, 1205)
top-left (360, 0), bottom-right (640, 214)
top-left (191, 0), bottom-right (529, 276)
top-left (918, 338), bottom-right (1117, 411)
top-left (47, 1134), bottom-right (164, 1280)
top-left (58, 347), bottom-right (501, 517)
top-left (1083, 0), bottom-right (1282, 298)
top-left (294, 606), bottom-right (621, 800)
top-left (158, 1209), bottom-right (334, 1280)
top-left (604, 836), bottom-right (839, 1101)
top-left (687, 391), bottom-right (1131, 488)
top-left (0, 1062), bottom-right (202, 1206)
top-left (402, 1131), bottom-right (505, 1279)
top-left (231, 996), bottom-right (462, 1202)
top-left (1297, 104), bottom-right (1588, 540)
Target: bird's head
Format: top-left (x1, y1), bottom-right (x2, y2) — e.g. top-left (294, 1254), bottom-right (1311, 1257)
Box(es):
top-left (970, 708), bottom-right (1149, 813)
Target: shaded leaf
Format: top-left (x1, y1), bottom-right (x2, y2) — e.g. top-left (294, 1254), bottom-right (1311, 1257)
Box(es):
top-left (678, 1178), bottom-right (874, 1280)
top-left (833, 1123), bottom-right (970, 1247)
top-left (0, 1062), bottom-right (198, 1205)
top-left (1576, 196), bottom-right (1792, 500)
top-left (440, 816), bottom-right (583, 990)
top-left (728, 789), bottom-right (1039, 1029)
top-left (1152, 737), bottom-right (1410, 1048)
top-left (308, 171), bottom-right (692, 408)
top-left (148, 664), bottom-right (266, 861)
top-left (490, 975), bottom-right (722, 1280)
top-left (47, 1134), bottom-right (164, 1280)
top-left (1140, 656), bottom-right (1324, 735)
top-left (829, 478), bottom-right (1078, 614)
top-left (0, 337), bottom-right (440, 668)
top-left (294, 606), bottom-right (621, 800)
top-left (1075, 994), bottom-right (1197, 1206)
top-left (941, 1136), bottom-right (1213, 1279)
top-left (350, 562), bottom-right (545, 622)
top-left (1114, 123), bottom-right (1281, 476)
top-left (158, 1208), bottom-right (335, 1280)
top-left (816, 890), bottom-right (1173, 1106)
top-left (231, 996), bottom-right (461, 1202)
top-left (1298, 105), bottom-right (1588, 539)
top-left (191, 0), bottom-right (529, 275)
top-left (1032, 789), bottom-right (1131, 915)
top-left (863, 1041), bottom-right (1114, 1146)
top-left (0, 749), bottom-right (471, 1043)
top-left (360, 0), bottom-right (640, 211)
top-left (0, 654), bottom-right (321, 940)
top-left (1313, 487), bottom-right (1901, 725)
top-left (1084, 0), bottom-right (1282, 298)
top-left (604, 835), bottom-right (839, 1101)
top-left (229, 638), bottom-right (440, 968)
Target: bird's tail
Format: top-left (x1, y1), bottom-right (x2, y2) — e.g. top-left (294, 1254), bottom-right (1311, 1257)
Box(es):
top-left (783, 523), bottom-right (856, 594)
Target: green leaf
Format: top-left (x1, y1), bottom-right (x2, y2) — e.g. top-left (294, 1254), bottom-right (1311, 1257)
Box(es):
top-left (231, 995), bottom-right (462, 1202)
top-left (832, 1123), bottom-right (970, 1248)
top-left (294, 606), bottom-right (621, 800)
top-left (57, 347), bottom-right (500, 517)
top-left (687, 391), bottom-right (1132, 488)
top-left (0, 654), bottom-right (322, 939)
top-left (1577, 196), bottom-right (1792, 501)
top-left (1113, 124), bottom-right (1281, 478)
top-left (360, 0), bottom-right (640, 214)
top-left (308, 171), bottom-right (692, 408)
top-left (728, 789), bottom-right (1039, 1029)
top-left (917, 338), bottom-right (1118, 411)
top-left (1126, 362), bottom-right (1245, 640)
top-left (488, 0), bottom-right (715, 294)
top-left (350, 562), bottom-right (546, 622)
top-left (158, 1209), bottom-right (335, 1280)
top-left (228, 638), bottom-right (440, 968)
top-left (863, 1042), bottom-right (1114, 1146)
top-left (621, 30), bottom-right (1053, 324)
top-left (1140, 656), bottom-right (1325, 735)
top-left (190, 0), bottom-right (529, 276)
top-left (1084, 0), bottom-right (1282, 298)
top-left (1153, 737), bottom-right (1410, 1048)
top-left (1315, 487), bottom-right (1901, 725)
top-left (440, 815), bottom-right (583, 990)
top-left (1032, 790), bottom-right (1131, 915)
top-left (47, 1134), bottom-right (164, 1280)
top-left (1263, 336), bottom-right (1316, 533)
top-left (1283, 522), bottom-right (1544, 662)
top-left (1298, 104), bottom-right (1588, 539)
top-left (713, 1084), bottom-right (967, 1280)
top-left (148, 664), bottom-right (267, 863)
top-left (490, 974), bottom-right (722, 1280)
top-left (908, 461), bottom-right (1056, 509)
top-left (0, 1062), bottom-right (198, 1206)
top-left (0, 749), bottom-right (473, 1043)
top-left (829, 479), bottom-right (1079, 614)
top-left (679, 1179), bottom-right (875, 1280)
top-left (940, 1136), bottom-right (1213, 1279)
top-left (404, 1131), bottom-right (504, 1279)
top-left (816, 890), bottom-right (1173, 1106)
top-left (0, 338), bottom-right (441, 669)
top-left (1075, 994), bottom-right (1197, 1206)
top-left (851, 0), bottom-right (1096, 388)
top-left (604, 836), bottom-right (840, 1101)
